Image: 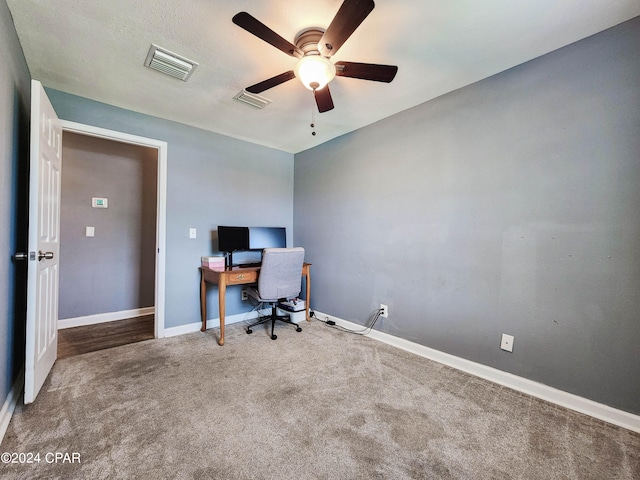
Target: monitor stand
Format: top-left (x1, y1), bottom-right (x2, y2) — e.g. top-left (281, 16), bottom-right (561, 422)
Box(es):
top-left (226, 252), bottom-right (260, 268)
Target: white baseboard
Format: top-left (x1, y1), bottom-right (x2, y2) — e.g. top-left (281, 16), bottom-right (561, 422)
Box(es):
top-left (164, 306), bottom-right (304, 338)
top-left (163, 309), bottom-right (268, 338)
top-left (0, 369), bottom-right (24, 444)
top-left (58, 307), bottom-right (155, 330)
top-left (314, 311), bottom-right (640, 433)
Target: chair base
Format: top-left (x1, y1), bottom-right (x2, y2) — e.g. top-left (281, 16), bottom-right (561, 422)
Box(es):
top-left (246, 304), bottom-right (302, 340)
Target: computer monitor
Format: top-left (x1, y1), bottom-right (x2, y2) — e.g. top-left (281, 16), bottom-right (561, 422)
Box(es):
top-left (248, 227), bottom-right (286, 250)
top-left (217, 226), bottom-right (287, 266)
top-left (217, 226), bottom-right (249, 253)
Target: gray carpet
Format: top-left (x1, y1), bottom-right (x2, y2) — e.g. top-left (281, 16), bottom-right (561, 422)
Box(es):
top-left (2, 319), bottom-right (639, 479)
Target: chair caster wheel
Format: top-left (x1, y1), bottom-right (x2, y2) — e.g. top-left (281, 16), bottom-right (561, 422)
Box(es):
top-left (246, 329), bottom-right (253, 334)
top-left (296, 327), bottom-right (302, 332)
top-left (271, 334), bottom-right (277, 340)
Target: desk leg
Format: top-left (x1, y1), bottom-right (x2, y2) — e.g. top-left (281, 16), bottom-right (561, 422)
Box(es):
top-left (305, 270), bottom-right (311, 322)
top-left (218, 278), bottom-right (226, 346)
top-left (200, 270), bottom-right (207, 332)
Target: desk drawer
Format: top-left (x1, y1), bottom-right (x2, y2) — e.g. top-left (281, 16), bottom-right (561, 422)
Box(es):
top-left (227, 271), bottom-right (258, 284)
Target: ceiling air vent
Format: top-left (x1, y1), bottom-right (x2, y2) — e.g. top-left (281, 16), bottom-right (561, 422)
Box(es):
top-left (144, 44), bottom-right (198, 81)
top-left (233, 90), bottom-right (272, 109)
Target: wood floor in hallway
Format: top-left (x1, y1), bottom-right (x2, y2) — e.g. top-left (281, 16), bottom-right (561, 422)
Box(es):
top-left (57, 315), bottom-right (154, 359)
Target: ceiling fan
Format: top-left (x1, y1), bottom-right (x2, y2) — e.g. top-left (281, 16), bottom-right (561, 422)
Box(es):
top-left (232, 0), bottom-right (398, 113)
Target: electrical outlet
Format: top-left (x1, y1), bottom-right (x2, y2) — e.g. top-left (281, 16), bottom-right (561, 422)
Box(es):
top-left (380, 304), bottom-right (388, 318)
top-left (241, 290), bottom-right (248, 301)
top-left (500, 333), bottom-right (514, 352)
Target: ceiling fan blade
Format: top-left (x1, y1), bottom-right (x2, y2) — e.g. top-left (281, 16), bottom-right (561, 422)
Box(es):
top-left (246, 71), bottom-right (296, 94)
top-left (314, 85), bottom-right (334, 113)
top-left (335, 61), bottom-right (398, 83)
top-left (233, 12), bottom-right (303, 58)
top-left (318, 0), bottom-right (375, 57)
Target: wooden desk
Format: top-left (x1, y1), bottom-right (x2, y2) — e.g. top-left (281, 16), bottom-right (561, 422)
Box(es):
top-left (200, 263), bottom-right (311, 346)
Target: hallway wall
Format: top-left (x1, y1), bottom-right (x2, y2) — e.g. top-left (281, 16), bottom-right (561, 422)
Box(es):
top-left (59, 132), bottom-right (158, 319)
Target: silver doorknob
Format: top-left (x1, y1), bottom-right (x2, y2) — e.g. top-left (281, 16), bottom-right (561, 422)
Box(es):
top-left (38, 250), bottom-right (54, 261)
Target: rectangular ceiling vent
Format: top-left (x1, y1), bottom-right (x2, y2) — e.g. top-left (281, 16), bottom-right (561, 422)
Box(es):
top-left (144, 44), bottom-right (198, 81)
top-left (233, 90), bottom-right (272, 109)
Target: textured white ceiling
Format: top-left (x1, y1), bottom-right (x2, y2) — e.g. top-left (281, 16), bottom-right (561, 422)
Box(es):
top-left (6, 0), bottom-right (640, 153)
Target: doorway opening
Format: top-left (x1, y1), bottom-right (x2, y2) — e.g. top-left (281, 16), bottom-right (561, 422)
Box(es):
top-left (57, 121), bottom-right (167, 356)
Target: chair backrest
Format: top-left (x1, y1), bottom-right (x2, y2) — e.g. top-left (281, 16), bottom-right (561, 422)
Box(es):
top-left (257, 247), bottom-right (305, 301)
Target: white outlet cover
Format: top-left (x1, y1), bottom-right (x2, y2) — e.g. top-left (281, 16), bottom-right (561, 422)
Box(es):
top-left (85, 226), bottom-right (95, 237)
top-left (501, 333), bottom-right (514, 352)
top-left (189, 228), bottom-right (197, 239)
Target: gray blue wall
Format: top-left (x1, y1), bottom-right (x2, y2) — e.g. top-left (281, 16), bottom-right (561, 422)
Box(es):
top-left (2, 0), bottom-right (638, 422)
top-left (46, 90), bottom-right (295, 329)
top-left (0, 0), bottom-right (30, 405)
top-left (59, 132), bottom-right (158, 319)
top-left (294, 18), bottom-right (640, 414)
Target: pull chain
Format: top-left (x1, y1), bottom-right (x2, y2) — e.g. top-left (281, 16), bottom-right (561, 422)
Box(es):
top-left (310, 90), bottom-right (316, 136)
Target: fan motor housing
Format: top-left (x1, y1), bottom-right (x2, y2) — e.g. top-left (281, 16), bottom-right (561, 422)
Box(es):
top-left (295, 28), bottom-right (325, 56)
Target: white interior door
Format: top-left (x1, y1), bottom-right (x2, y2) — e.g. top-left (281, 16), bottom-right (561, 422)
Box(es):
top-left (24, 80), bottom-right (62, 404)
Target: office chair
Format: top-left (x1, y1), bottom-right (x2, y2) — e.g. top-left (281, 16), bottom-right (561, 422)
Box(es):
top-left (245, 247), bottom-right (305, 340)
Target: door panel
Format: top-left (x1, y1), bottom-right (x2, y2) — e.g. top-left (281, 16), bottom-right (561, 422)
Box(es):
top-left (24, 80), bottom-right (62, 404)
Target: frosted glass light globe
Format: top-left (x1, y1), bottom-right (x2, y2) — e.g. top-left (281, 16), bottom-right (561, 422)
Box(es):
top-left (294, 55), bottom-right (336, 90)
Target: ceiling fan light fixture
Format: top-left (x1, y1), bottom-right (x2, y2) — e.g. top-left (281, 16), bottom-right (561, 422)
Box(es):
top-left (294, 55), bottom-right (336, 90)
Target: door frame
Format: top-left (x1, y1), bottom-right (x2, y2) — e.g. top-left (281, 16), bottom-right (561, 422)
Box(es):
top-left (59, 120), bottom-right (167, 338)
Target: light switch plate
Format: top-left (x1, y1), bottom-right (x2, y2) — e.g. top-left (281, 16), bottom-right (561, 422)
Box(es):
top-left (85, 226), bottom-right (95, 237)
top-left (189, 228), bottom-right (197, 239)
